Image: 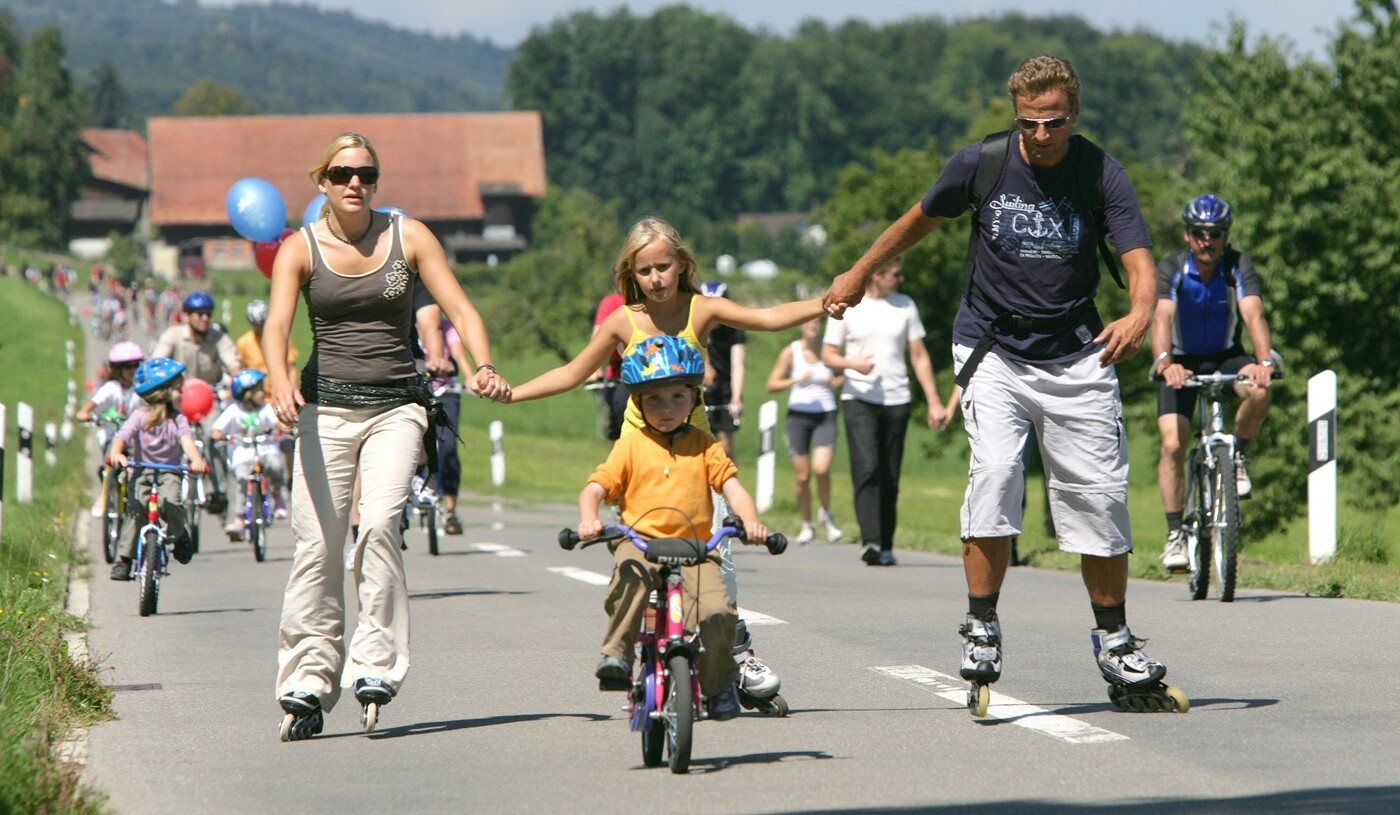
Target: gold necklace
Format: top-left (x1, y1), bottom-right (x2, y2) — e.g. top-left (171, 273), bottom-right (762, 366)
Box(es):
top-left (324, 210), bottom-right (374, 245)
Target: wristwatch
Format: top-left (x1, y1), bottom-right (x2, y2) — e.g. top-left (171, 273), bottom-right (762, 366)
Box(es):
top-left (1258, 358), bottom-right (1275, 368)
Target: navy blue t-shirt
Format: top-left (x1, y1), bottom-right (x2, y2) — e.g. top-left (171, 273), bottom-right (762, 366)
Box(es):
top-left (922, 136), bottom-right (1151, 364)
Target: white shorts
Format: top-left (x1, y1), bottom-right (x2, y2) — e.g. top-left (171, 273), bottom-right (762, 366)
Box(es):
top-left (953, 344), bottom-right (1132, 557)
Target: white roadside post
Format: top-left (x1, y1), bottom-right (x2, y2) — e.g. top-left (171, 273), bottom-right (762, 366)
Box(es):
top-left (45, 422), bottom-right (58, 467)
top-left (62, 380), bottom-right (76, 444)
top-left (17, 402), bottom-right (34, 503)
top-left (1308, 370), bottom-right (1337, 565)
top-left (488, 420), bottom-right (505, 487)
top-left (756, 400), bottom-right (778, 513)
top-left (65, 339), bottom-right (76, 371)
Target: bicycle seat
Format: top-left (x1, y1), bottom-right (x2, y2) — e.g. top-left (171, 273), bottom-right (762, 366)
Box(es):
top-left (644, 537), bottom-right (708, 567)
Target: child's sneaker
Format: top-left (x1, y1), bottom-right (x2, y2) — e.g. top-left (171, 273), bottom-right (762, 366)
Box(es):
top-left (273, 493), bottom-right (289, 519)
top-left (173, 533), bottom-right (194, 565)
top-left (706, 682), bottom-right (741, 721)
top-left (225, 516), bottom-right (245, 540)
top-left (110, 557), bottom-right (132, 581)
top-left (819, 508), bottom-right (843, 542)
top-left (594, 654), bottom-right (630, 691)
top-left (795, 523), bottom-right (814, 544)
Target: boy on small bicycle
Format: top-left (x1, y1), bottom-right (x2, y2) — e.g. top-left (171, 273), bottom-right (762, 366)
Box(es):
top-left (578, 336), bottom-right (770, 722)
top-left (211, 369), bottom-right (287, 538)
top-left (107, 358), bottom-right (210, 580)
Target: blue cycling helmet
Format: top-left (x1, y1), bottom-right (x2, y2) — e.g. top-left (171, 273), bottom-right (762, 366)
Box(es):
top-left (1181, 194), bottom-right (1233, 230)
top-left (700, 281), bottom-right (728, 298)
top-left (133, 357), bottom-right (186, 396)
top-left (231, 369), bottom-right (267, 400)
top-left (183, 291), bottom-right (215, 312)
top-left (620, 335), bottom-right (706, 395)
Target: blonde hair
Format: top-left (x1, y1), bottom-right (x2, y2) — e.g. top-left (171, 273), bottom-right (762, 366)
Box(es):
top-left (1007, 55), bottom-right (1081, 113)
top-left (141, 383), bottom-right (178, 430)
top-left (612, 217), bottom-right (700, 305)
top-left (306, 132), bottom-right (381, 219)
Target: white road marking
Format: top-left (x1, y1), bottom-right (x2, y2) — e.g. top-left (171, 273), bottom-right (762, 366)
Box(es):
top-left (471, 542), bottom-right (527, 558)
top-left (547, 568), bottom-right (787, 626)
top-left (548, 566), bottom-right (610, 586)
top-left (870, 665), bottom-right (1129, 745)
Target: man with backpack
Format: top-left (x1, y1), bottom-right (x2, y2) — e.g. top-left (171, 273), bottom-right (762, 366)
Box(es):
top-left (823, 55), bottom-right (1186, 711)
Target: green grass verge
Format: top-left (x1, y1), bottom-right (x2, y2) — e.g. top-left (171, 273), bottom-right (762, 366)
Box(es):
top-left (0, 277), bottom-right (111, 814)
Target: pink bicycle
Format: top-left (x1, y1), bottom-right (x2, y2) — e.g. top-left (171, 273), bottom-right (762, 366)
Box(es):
top-left (559, 514), bottom-right (786, 774)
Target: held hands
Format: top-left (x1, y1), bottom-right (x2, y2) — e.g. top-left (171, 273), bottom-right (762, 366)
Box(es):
top-left (822, 270), bottom-right (866, 319)
top-left (470, 367), bottom-right (512, 402)
top-left (1094, 310), bottom-right (1151, 367)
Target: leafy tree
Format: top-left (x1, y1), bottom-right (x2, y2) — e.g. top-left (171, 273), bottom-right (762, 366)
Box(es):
top-left (1182, 1), bottom-right (1400, 536)
top-left (85, 61), bottom-right (131, 128)
top-left (171, 78), bottom-right (256, 116)
top-left (476, 187), bottom-right (623, 362)
top-left (4, 26), bottom-right (86, 249)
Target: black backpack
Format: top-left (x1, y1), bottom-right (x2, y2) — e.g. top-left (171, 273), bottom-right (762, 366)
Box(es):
top-left (953, 130), bottom-right (1125, 390)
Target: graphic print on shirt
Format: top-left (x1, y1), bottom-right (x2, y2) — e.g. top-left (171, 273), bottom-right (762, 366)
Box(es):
top-left (987, 193), bottom-right (1083, 261)
top-left (383, 259), bottom-right (410, 300)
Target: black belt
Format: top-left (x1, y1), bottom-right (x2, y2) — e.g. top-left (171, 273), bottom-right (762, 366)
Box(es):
top-left (302, 373), bottom-right (457, 476)
top-left (954, 288), bottom-right (1097, 390)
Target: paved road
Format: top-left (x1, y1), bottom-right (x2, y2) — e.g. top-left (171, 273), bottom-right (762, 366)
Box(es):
top-left (74, 305), bottom-right (1400, 814)
top-left (76, 493), bottom-right (1400, 815)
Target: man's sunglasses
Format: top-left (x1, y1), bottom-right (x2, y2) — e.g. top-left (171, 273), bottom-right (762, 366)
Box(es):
top-left (1189, 227), bottom-right (1226, 241)
top-left (324, 165), bottom-right (380, 185)
top-left (1014, 116), bottom-right (1070, 132)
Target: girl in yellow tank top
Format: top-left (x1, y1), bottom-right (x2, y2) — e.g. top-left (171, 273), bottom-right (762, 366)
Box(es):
top-left (509, 217), bottom-right (825, 429)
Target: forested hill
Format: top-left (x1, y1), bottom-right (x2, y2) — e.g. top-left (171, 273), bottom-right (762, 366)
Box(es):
top-left (1, 0), bottom-right (513, 118)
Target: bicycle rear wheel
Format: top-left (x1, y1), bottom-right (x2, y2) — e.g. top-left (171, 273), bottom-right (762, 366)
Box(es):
top-left (665, 654), bottom-right (694, 774)
top-left (138, 531), bottom-right (160, 617)
top-left (1211, 445), bottom-right (1240, 602)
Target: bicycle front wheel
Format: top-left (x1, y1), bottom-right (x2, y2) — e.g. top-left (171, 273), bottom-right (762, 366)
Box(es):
top-left (1211, 445), bottom-right (1240, 602)
top-left (138, 531), bottom-right (160, 617)
top-left (1185, 449), bottom-right (1210, 601)
top-left (665, 654), bottom-right (695, 774)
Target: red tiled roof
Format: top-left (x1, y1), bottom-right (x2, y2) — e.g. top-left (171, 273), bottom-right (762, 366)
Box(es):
top-left (83, 128), bottom-right (149, 190)
top-left (147, 112), bottom-right (546, 226)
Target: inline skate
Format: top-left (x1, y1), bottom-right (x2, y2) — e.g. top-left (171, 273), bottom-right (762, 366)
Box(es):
top-left (278, 692), bottom-right (324, 742)
top-left (1092, 626), bottom-right (1189, 712)
top-left (733, 620), bottom-right (788, 716)
top-left (354, 677), bottom-right (396, 733)
top-left (959, 613), bottom-right (1002, 717)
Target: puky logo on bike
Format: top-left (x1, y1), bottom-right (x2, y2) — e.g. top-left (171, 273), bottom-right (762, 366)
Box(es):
top-left (987, 193), bottom-right (1083, 260)
top-left (669, 592), bottom-right (683, 625)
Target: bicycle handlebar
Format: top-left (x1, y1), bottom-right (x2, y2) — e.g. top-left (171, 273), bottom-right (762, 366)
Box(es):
top-left (126, 461), bottom-right (191, 474)
top-left (558, 521), bottom-right (787, 556)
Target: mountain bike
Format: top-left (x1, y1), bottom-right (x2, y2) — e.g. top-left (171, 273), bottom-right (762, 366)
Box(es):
top-left (126, 462), bottom-right (191, 617)
top-left (559, 515), bottom-right (786, 774)
top-left (1164, 362), bottom-right (1282, 602)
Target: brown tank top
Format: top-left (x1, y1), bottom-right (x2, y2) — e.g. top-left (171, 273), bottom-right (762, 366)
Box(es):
top-left (300, 213), bottom-right (417, 383)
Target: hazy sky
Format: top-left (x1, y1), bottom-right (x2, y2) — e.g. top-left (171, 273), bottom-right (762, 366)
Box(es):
top-left (205, 0), bottom-right (1353, 57)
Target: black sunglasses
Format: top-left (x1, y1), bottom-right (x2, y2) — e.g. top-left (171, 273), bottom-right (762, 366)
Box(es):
top-left (1189, 227), bottom-right (1226, 241)
top-left (1014, 116), bottom-right (1070, 132)
top-left (324, 165), bottom-right (380, 185)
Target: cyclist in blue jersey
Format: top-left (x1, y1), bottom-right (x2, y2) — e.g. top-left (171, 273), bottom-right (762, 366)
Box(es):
top-left (1152, 195), bottom-right (1274, 570)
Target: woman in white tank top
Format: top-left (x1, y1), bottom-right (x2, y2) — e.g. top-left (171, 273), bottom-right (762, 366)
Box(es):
top-left (766, 318), bottom-right (844, 544)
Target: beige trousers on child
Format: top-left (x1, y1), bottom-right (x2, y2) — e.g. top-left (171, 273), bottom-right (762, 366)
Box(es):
top-left (601, 540), bottom-right (739, 698)
top-left (275, 402), bottom-right (426, 712)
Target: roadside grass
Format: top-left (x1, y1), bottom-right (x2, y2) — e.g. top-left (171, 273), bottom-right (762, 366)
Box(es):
top-left (201, 266), bottom-right (1400, 601)
top-left (0, 277), bottom-right (111, 814)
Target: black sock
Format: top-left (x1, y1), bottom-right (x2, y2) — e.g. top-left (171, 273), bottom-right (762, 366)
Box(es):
top-left (1092, 603), bottom-right (1127, 632)
top-left (1165, 511), bottom-right (1183, 533)
top-left (968, 594), bottom-right (1000, 622)
top-left (1237, 438), bottom-right (1251, 454)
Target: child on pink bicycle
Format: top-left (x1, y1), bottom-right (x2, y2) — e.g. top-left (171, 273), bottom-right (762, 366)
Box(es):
top-left (578, 336), bottom-right (770, 721)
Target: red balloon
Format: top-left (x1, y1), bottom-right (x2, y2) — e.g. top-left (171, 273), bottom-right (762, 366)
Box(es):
top-left (254, 228), bottom-right (295, 279)
top-left (180, 378), bottom-right (215, 423)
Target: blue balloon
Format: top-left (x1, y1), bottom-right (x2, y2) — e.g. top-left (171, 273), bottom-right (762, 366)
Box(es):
top-left (303, 194), bottom-right (327, 227)
top-left (375, 206), bottom-right (410, 220)
top-left (226, 178), bottom-right (287, 243)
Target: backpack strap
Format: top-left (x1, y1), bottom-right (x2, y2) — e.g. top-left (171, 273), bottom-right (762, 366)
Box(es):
top-left (1071, 135), bottom-right (1125, 290)
top-left (962, 130), bottom-right (1013, 303)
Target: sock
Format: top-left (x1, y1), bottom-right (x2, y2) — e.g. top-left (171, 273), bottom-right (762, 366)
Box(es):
top-left (968, 594), bottom-right (999, 622)
top-left (1237, 438), bottom-right (1251, 454)
top-left (1092, 602), bottom-right (1127, 632)
top-left (1165, 511), bottom-right (1183, 533)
